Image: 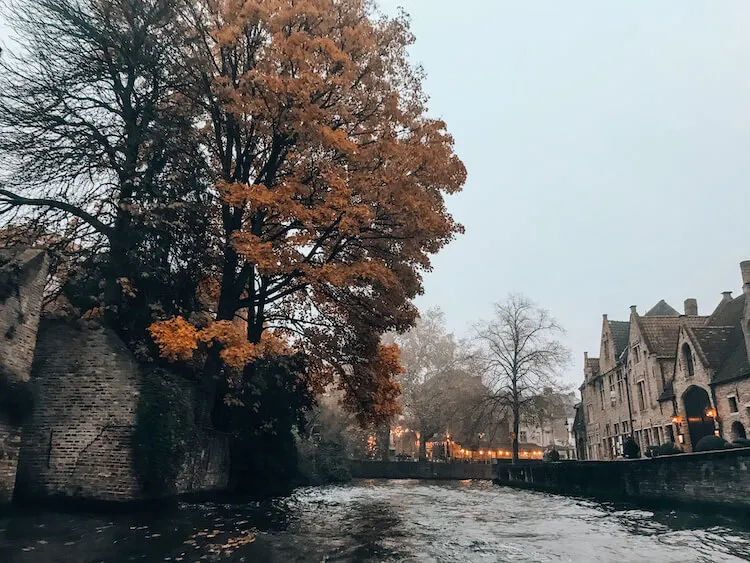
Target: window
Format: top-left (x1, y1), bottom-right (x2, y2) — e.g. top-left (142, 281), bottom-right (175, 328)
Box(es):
top-left (605, 423), bottom-right (610, 437)
top-left (616, 371), bottom-right (625, 402)
top-left (729, 396), bottom-right (739, 413)
top-left (586, 404), bottom-right (593, 423)
top-left (519, 431), bottom-right (527, 443)
top-left (665, 425), bottom-right (675, 443)
top-left (654, 427), bottom-right (662, 445)
top-left (683, 343), bottom-right (695, 377)
top-left (623, 421), bottom-right (629, 433)
top-left (637, 380), bottom-right (647, 411)
top-left (609, 374), bottom-right (616, 404)
top-left (599, 380), bottom-right (605, 410)
top-left (614, 423), bottom-right (620, 436)
top-left (643, 428), bottom-right (651, 447)
top-left (633, 346), bottom-right (640, 363)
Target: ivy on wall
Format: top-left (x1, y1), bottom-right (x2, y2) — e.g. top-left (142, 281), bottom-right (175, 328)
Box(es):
top-left (133, 369), bottom-right (195, 495)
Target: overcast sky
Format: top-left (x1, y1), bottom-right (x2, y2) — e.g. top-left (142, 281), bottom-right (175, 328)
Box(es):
top-left (376, 0), bottom-right (750, 389)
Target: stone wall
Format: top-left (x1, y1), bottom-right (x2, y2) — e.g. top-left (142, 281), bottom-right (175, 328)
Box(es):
top-left (15, 319), bottom-right (229, 503)
top-left (0, 249), bottom-right (49, 504)
top-left (349, 460), bottom-right (502, 480)
top-left (496, 448), bottom-right (750, 513)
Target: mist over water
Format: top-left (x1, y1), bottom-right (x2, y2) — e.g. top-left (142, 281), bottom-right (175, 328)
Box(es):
top-left (2, 480), bottom-right (750, 562)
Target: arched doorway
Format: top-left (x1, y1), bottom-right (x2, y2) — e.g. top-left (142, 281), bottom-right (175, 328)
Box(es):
top-left (731, 421), bottom-right (747, 441)
top-left (683, 386), bottom-right (714, 450)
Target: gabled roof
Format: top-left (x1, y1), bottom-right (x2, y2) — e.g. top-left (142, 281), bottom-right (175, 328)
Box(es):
top-left (645, 299), bottom-right (680, 317)
top-left (609, 320), bottom-right (630, 358)
top-left (636, 315), bottom-right (707, 357)
top-left (712, 330), bottom-right (750, 385)
top-left (707, 293), bottom-right (746, 327)
top-left (684, 325), bottom-right (736, 371)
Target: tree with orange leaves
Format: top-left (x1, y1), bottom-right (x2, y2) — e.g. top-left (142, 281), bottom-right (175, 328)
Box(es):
top-left (150, 0), bottom-right (465, 425)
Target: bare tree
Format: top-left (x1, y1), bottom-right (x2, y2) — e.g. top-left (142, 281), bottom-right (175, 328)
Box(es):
top-left (0, 0), bottom-right (207, 337)
top-left (474, 293), bottom-right (571, 463)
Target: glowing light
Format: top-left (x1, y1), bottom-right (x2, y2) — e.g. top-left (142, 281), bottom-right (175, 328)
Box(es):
top-left (479, 450), bottom-right (484, 455)
top-left (671, 415), bottom-right (681, 424)
top-left (706, 409), bottom-right (716, 418)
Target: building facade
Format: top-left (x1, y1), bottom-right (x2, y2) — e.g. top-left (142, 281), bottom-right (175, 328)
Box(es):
top-left (577, 261), bottom-right (750, 459)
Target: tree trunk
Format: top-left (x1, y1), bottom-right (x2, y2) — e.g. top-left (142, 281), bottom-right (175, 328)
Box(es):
top-left (512, 409), bottom-right (520, 464)
top-left (418, 431), bottom-right (427, 461)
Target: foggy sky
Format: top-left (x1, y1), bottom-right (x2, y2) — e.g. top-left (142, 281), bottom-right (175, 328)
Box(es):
top-left (377, 0), bottom-right (750, 389)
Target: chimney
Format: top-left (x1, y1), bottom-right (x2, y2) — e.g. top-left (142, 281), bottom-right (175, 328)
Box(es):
top-left (584, 351), bottom-right (588, 362)
top-left (602, 313), bottom-right (608, 320)
top-left (630, 305), bottom-right (637, 314)
top-left (742, 261), bottom-right (750, 294)
top-left (684, 298), bottom-right (698, 316)
top-left (722, 291), bottom-right (733, 303)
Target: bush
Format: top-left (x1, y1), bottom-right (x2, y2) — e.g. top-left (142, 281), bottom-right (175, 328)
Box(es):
top-left (133, 369), bottom-right (195, 496)
top-left (623, 437), bottom-right (641, 459)
top-left (656, 442), bottom-right (682, 456)
top-left (543, 449), bottom-right (560, 462)
top-left (732, 438), bottom-right (750, 448)
top-left (694, 434), bottom-right (729, 452)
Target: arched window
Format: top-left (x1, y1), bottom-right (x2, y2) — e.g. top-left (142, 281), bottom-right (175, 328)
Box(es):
top-left (682, 343), bottom-right (694, 377)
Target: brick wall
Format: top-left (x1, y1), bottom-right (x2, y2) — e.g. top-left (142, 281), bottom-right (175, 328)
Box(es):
top-left (15, 319), bottom-right (229, 503)
top-left (497, 448), bottom-right (750, 512)
top-left (0, 249), bottom-right (49, 504)
top-left (15, 319), bottom-right (144, 501)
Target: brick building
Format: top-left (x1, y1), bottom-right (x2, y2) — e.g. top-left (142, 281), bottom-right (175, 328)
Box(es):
top-left (577, 260), bottom-right (750, 459)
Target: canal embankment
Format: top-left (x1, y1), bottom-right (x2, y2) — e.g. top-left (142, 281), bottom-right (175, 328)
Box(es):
top-left (496, 446), bottom-right (750, 516)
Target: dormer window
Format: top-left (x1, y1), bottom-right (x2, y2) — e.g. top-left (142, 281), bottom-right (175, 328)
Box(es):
top-left (682, 343), bottom-right (694, 377)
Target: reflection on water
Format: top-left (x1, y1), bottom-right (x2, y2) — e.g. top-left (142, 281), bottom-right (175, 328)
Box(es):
top-left (1, 479), bottom-right (750, 562)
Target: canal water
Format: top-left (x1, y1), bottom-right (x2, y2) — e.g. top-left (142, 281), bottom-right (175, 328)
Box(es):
top-left (2, 479), bottom-right (750, 562)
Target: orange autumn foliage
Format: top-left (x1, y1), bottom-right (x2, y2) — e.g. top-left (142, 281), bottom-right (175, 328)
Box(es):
top-left (148, 316), bottom-right (199, 362)
top-left (150, 0), bottom-right (465, 423)
top-left (149, 317), bottom-right (291, 369)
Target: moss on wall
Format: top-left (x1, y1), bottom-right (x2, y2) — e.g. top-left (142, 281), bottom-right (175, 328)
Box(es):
top-left (133, 369), bottom-right (195, 496)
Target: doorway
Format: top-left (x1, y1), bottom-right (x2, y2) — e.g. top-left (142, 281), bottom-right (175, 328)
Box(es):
top-left (683, 386), bottom-right (714, 450)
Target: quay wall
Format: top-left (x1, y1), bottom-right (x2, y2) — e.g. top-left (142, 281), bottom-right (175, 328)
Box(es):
top-left (350, 460), bottom-right (501, 480)
top-left (15, 319), bottom-right (229, 504)
top-left (496, 448), bottom-right (750, 513)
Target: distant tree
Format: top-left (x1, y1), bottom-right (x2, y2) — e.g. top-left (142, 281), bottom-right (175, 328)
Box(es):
top-left (386, 307), bottom-right (483, 460)
top-left (474, 294), bottom-right (570, 463)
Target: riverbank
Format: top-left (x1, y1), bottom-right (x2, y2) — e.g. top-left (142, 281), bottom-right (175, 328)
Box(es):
top-left (496, 447), bottom-right (750, 518)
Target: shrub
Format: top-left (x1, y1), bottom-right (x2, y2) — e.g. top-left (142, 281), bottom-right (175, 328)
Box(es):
top-left (656, 442), bottom-right (682, 456)
top-left (133, 369), bottom-right (195, 496)
top-left (694, 434), bottom-right (729, 452)
top-left (623, 437), bottom-right (641, 458)
top-left (732, 438), bottom-right (750, 448)
top-left (543, 449), bottom-right (560, 462)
